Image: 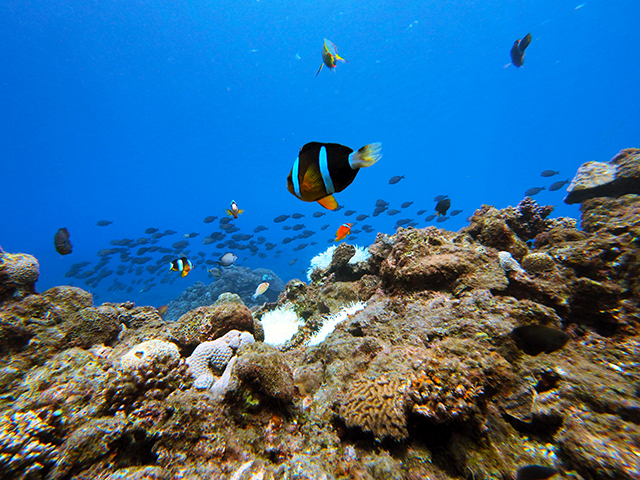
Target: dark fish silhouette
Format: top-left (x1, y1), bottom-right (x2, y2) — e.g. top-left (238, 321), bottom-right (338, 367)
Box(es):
top-left (313, 212), bottom-right (326, 218)
top-left (96, 220), bottom-right (112, 227)
top-left (291, 213), bottom-right (305, 219)
top-left (540, 170), bottom-right (559, 177)
top-left (356, 214), bottom-right (369, 221)
top-left (400, 202), bottom-right (413, 208)
top-left (525, 187), bottom-right (545, 196)
top-left (450, 209), bottom-right (463, 216)
top-left (511, 325), bottom-right (569, 356)
top-left (145, 228), bottom-right (159, 234)
top-left (510, 33), bottom-right (532, 67)
top-left (289, 259), bottom-right (297, 266)
top-left (375, 199), bottom-right (389, 207)
top-left (287, 142), bottom-right (382, 210)
top-left (417, 210), bottom-right (426, 215)
top-left (164, 229), bottom-right (177, 235)
top-left (436, 216), bottom-right (449, 223)
top-left (516, 465), bottom-right (558, 480)
top-left (344, 210), bottom-right (356, 216)
top-left (292, 224), bottom-right (305, 231)
top-left (434, 195), bottom-right (448, 202)
top-left (253, 225), bottom-right (268, 233)
top-left (204, 216), bottom-right (217, 223)
top-left (274, 215), bottom-right (290, 223)
top-left (321, 224), bottom-right (330, 230)
top-left (549, 180), bottom-right (570, 191)
top-left (283, 226), bottom-right (292, 230)
top-left (54, 228), bottom-right (73, 255)
top-left (387, 209), bottom-right (400, 216)
top-left (389, 175), bottom-right (404, 185)
top-left (435, 198), bottom-right (451, 216)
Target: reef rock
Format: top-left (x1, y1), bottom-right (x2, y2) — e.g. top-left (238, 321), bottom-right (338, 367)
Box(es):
top-left (0, 250), bottom-right (39, 301)
top-left (564, 147), bottom-right (640, 204)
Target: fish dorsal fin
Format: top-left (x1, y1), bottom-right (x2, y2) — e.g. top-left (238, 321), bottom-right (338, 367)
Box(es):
top-left (317, 195), bottom-right (338, 210)
top-left (316, 63), bottom-right (324, 76)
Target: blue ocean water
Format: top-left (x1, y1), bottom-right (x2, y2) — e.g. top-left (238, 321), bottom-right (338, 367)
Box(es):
top-left (2, 0), bottom-right (638, 307)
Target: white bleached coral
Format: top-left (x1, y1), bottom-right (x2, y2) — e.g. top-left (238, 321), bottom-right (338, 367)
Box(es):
top-left (498, 251), bottom-right (525, 274)
top-left (187, 330), bottom-right (254, 389)
top-left (308, 301), bottom-right (366, 346)
top-left (307, 245), bottom-right (371, 281)
top-left (260, 303), bottom-right (302, 346)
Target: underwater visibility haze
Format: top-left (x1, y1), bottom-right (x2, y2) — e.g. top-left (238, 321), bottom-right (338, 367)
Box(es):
top-left (1, 1), bottom-right (640, 478)
top-left (2, 0), bottom-right (639, 305)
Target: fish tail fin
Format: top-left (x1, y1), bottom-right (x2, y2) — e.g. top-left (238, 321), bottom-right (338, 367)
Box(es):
top-left (349, 143), bottom-right (382, 169)
top-left (519, 33), bottom-right (532, 53)
top-left (252, 293), bottom-right (257, 299)
top-left (316, 63), bottom-right (324, 76)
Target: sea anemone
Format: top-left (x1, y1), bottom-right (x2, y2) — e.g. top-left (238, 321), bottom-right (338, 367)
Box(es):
top-left (308, 301), bottom-right (366, 346)
top-left (306, 245), bottom-right (371, 281)
top-left (260, 303), bottom-right (302, 346)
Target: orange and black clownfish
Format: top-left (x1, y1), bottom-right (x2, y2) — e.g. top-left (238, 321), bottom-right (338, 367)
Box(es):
top-left (316, 38), bottom-right (348, 76)
top-left (335, 223), bottom-right (352, 242)
top-left (169, 257), bottom-right (193, 277)
top-left (287, 142), bottom-right (382, 210)
top-left (225, 200), bottom-right (244, 219)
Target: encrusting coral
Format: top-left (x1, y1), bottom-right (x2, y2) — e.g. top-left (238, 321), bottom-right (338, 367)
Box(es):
top-left (186, 329), bottom-right (254, 390)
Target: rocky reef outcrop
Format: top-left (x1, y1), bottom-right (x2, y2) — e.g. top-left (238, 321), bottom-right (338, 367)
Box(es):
top-left (164, 266), bottom-right (284, 322)
top-left (1, 150), bottom-right (639, 479)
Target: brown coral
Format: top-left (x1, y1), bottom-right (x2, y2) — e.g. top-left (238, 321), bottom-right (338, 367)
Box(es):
top-left (0, 252), bottom-right (39, 300)
top-left (338, 373), bottom-right (410, 440)
top-left (169, 303), bottom-right (254, 348)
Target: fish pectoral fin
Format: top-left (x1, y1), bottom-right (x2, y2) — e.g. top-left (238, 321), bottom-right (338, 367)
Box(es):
top-left (225, 209), bottom-right (234, 217)
top-left (318, 195), bottom-right (339, 210)
top-left (316, 63), bottom-right (324, 76)
top-left (336, 54), bottom-right (349, 63)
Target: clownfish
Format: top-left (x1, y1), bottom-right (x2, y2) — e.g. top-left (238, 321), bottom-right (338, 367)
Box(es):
top-left (316, 39), bottom-right (348, 76)
top-left (510, 33), bottom-right (532, 67)
top-left (252, 282), bottom-right (270, 299)
top-left (335, 223), bottom-right (352, 242)
top-left (169, 257), bottom-right (193, 277)
top-left (226, 200), bottom-right (244, 219)
top-left (287, 142), bottom-right (382, 210)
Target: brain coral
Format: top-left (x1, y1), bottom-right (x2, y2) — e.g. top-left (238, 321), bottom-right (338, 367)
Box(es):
top-left (0, 252), bottom-right (40, 299)
top-left (233, 342), bottom-right (296, 403)
top-left (104, 339), bottom-right (190, 414)
top-left (521, 252), bottom-right (556, 273)
top-left (338, 373), bottom-right (410, 440)
top-left (187, 329), bottom-right (255, 390)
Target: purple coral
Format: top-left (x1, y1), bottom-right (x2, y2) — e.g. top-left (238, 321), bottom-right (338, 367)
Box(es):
top-left (506, 197), bottom-right (554, 241)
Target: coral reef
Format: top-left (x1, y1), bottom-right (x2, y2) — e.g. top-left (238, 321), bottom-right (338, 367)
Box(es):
top-left (565, 147), bottom-right (640, 204)
top-left (1, 159), bottom-right (640, 479)
top-left (0, 250), bottom-right (39, 301)
top-left (164, 266), bottom-right (284, 321)
top-left (168, 301), bottom-right (256, 349)
top-left (186, 329), bottom-right (254, 390)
